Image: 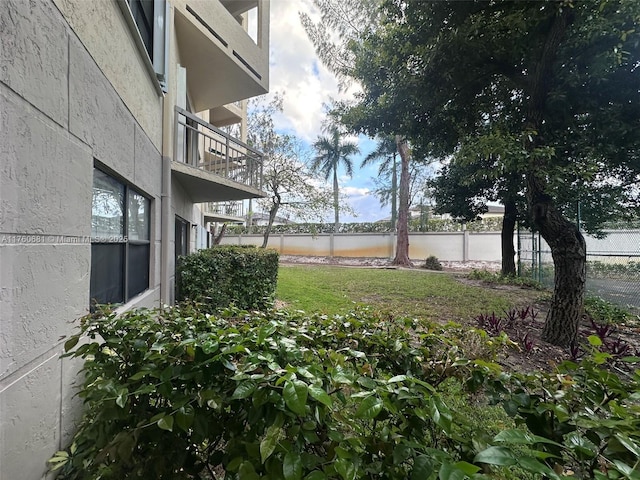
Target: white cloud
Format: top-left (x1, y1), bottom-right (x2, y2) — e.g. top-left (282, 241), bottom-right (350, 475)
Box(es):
top-left (342, 186), bottom-right (370, 197)
top-left (260, 2), bottom-right (387, 223)
top-left (266, 1), bottom-right (355, 142)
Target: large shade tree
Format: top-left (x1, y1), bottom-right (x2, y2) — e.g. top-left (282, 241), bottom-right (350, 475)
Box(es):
top-left (311, 128), bottom-right (360, 231)
top-left (343, 0), bottom-right (640, 346)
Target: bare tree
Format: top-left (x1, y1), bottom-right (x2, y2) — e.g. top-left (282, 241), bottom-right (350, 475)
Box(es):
top-left (248, 95), bottom-right (334, 247)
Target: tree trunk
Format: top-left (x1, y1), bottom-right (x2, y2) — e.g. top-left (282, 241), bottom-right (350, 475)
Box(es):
top-left (213, 223), bottom-right (227, 245)
top-left (391, 153), bottom-right (397, 231)
top-left (522, 7), bottom-right (582, 346)
top-left (528, 175), bottom-right (586, 346)
top-left (333, 166), bottom-right (340, 232)
top-left (501, 199), bottom-right (517, 276)
top-left (262, 197), bottom-right (280, 248)
top-left (246, 198), bottom-right (253, 234)
top-left (392, 136), bottom-right (413, 267)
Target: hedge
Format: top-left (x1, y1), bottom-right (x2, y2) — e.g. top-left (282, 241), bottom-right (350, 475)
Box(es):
top-left (226, 217), bottom-right (504, 235)
top-left (177, 245), bottom-right (279, 311)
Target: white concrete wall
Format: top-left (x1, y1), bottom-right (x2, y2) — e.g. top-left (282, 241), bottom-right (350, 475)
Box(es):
top-left (221, 232), bottom-right (505, 262)
top-left (0, 1), bottom-right (163, 477)
top-left (227, 230), bottom-right (640, 265)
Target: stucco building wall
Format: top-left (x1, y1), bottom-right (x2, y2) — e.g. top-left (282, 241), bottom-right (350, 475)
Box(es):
top-left (0, 1), bottom-right (163, 477)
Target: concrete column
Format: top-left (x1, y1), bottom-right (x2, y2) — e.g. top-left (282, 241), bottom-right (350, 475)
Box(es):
top-left (463, 230), bottom-right (470, 262)
top-left (330, 233), bottom-right (334, 258)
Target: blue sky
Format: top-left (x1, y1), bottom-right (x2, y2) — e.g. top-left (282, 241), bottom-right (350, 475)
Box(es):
top-left (257, 0), bottom-right (391, 223)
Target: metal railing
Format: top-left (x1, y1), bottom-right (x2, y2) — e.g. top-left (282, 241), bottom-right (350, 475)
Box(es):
top-left (203, 201), bottom-right (245, 218)
top-left (174, 106), bottom-right (262, 190)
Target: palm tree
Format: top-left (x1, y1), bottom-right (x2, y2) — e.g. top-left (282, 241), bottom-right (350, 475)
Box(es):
top-left (360, 135), bottom-right (398, 229)
top-left (311, 128), bottom-right (360, 231)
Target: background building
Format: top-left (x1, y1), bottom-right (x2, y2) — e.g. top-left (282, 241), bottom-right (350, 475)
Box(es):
top-left (0, 1), bottom-right (269, 477)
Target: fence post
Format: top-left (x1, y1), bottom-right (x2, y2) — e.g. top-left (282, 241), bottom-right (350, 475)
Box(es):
top-left (330, 233), bottom-right (334, 258)
top-left (389, 231), bottom-right (395, 259)
top-left (463, 229), bottom-right (469, 262)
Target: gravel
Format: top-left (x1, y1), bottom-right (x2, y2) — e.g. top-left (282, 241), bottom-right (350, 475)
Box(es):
top-left (279, 255), bottom-right (501, 272)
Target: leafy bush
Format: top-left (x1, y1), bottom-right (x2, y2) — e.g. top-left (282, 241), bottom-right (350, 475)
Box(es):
top-left (177, 245), bottom-right (278, 311)
top-left (52, 304), bottom-right (640, 480)
top-left (468, 270), bottom-right (544, 290)
top-left (226, 218), bottom-right (504, 235)
top-left (475, 342), bottom-right (640, 479)
top-left (584, 295), bottom-right (633, 324)
top-left (423, 255), bottom-right (444, 271)
top-left (51, 305), bottom-right (546, 480)
top-left (587, 261), bottom-right (640, 280)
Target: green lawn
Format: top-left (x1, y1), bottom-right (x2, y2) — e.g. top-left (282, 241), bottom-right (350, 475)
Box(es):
top-left (276, 265), bottom-right (543, 322)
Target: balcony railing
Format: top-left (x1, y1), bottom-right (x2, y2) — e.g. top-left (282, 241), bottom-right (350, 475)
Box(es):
top-left (175, 106), bottom-right (263, 190)
top-left (204, 201), bottom-right (245, 218)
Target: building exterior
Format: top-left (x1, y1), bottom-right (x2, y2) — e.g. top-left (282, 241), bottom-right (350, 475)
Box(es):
top-left (0, 0), bottom-right (269, 477)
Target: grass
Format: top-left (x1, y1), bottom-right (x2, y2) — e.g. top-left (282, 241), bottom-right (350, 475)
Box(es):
top-left (276, 264), bottom-right (541, 480)
top-left (276, 265), bottom-right (543, 322)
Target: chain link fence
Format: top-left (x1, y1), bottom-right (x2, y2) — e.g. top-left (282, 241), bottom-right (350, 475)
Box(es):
top-left (518, 228), bottom-right (640, 314)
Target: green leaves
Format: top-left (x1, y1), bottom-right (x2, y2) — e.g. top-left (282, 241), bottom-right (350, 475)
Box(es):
top-left (474, 446), bottom-right (517, 466)
top-left (284, 379), bottom-right (309, 416)
top-left (309, 383), bottom-right (333, 407)
top-left (410, 455), bottom-right (434, 480)
top-left (260, 424), bottom-right (282, 463)
top-left (283, 452), bottom-right (303, 480)
top-left (354, 395), bottom-right (383, 419)
top-left (50, 303), bottom-right (640, 480)
top-left (64, 335), bottom-right (79, 352)
top-left (232, 380), bottom-right (257, 400)
top-left (157, 415), bottom-right (174, 432)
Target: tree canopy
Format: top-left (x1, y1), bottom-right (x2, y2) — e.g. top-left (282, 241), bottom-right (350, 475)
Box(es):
top-left (342, 0), bottom-right (640, 345)
top-left (311, 127), bottom-right (360, 230)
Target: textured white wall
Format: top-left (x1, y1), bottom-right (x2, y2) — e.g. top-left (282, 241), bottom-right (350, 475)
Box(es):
top-left (53, 0), bottom-right (163, 150)
top-left (221, 232), bottom-right (505, 262)
top-left (0, 1), bottom-right (163, 477)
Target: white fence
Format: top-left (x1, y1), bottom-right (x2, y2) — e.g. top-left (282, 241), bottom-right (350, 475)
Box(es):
top-left (220, 231), bottom-right (504, 262)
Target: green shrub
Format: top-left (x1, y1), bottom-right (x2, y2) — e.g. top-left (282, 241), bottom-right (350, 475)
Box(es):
top-left (177, 245), bottom-right (278, 311)
top-left (52, 304), bottom-right (640, 479)
top-left (587, 261), bottom-right (640, 280)
top-left (475, 341), bottom-right (640, 479)
top-left (468, 269), bottom-right (544, 290)
top-left (584, 295), bottom-right (633, 324)
top-left (423, 255), bottom-right (443, 271)
top-left (51, 306), bottom-right (541, 480)
top-left (226, 217), bottom-right (503, 235)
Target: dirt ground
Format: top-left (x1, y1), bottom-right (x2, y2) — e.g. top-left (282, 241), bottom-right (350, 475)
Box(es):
top-left (278, 255), bottom-right (640, 374)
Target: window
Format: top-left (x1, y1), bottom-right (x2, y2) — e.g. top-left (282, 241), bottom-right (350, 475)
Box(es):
top-left (122, 0), bottom-right (169, 92)
top-left (127, 0), bottom-right (155, 61)
top-left (174, 216), bottom-right (189, 300)
top-left (91, 169), bottom-right (150, 305)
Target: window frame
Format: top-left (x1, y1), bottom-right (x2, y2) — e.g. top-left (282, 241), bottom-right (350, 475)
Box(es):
top-left (118, 0), bottom-right (169, 93)
top-left (90, 168), bottom-right (151, 306)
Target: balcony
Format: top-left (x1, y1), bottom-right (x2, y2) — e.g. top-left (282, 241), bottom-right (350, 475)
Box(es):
top-left (209, 101), bottom-right (243, 128)
top-left (203, 201), bottom-right (246, 223)
top-left (220, 0), bottom-right (258, 18)
top-left (173, 107), bottom-right (265, 203)
top-left (173, 0), bottom-right (269, 112)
